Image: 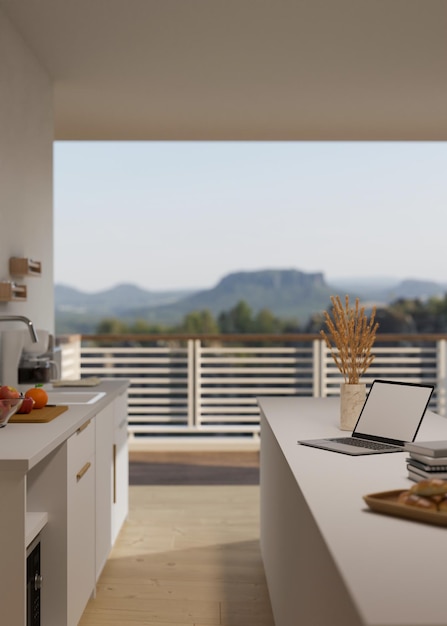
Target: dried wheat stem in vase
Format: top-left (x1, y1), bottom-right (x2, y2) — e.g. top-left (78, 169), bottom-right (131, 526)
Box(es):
top-left (320, 295), bottom-right (378, 384)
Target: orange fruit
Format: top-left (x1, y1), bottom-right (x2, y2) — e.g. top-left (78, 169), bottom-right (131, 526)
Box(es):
top-left (25, 386), bottom-right (48, 409)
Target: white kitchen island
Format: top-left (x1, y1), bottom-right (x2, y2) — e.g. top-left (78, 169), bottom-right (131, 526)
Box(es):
top-left (0, 379), bottom-right (129, 626)
top-left (259, 396), bottom-right (447, 626)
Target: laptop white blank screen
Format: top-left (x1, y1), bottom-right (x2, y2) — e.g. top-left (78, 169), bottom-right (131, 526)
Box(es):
top-left (354, 381), bottom-right (432, 442)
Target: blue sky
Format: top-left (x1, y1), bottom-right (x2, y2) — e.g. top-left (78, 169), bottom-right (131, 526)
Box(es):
top-left (54, 141), bottom-right (447, 293)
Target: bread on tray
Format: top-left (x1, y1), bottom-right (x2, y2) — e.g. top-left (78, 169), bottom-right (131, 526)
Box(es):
top-left (398, 478), bottom-right (447, 512)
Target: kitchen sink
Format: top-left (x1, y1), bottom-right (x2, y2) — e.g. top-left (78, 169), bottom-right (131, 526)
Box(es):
top-left (45, 391), bottom-right (106, 405)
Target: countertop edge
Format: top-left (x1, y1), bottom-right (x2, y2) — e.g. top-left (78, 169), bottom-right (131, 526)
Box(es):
top-left (0, 379), bottom-right (129, 472)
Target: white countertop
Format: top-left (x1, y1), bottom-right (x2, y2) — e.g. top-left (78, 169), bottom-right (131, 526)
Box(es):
top-left (0, 379), bottom-right (129, 472)
top-left (259, 396), bottom-right (447, 626)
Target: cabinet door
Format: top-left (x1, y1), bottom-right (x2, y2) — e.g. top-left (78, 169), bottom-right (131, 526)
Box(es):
top-left (67, 420), bottom-right (95, 626)
top-left (112, 392), bottom-right (129, 543)
top-left (95, 403), bottom-right (114, 579)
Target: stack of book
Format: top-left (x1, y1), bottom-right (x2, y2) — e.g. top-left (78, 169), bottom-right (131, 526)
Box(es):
top-left (405, 441), bottom-right (447, 482)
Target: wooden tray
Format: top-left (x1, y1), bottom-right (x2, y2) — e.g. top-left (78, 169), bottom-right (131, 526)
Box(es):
top-left (10, 405), bottom-right (68, 423)
top-left (364, 489), bottom-right (447, 527)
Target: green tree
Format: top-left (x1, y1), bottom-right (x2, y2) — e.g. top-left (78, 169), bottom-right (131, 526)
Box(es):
top-left (96, 318), bottom-right (128, 334)
top-left (387, 297), bottom-right (447, 333)
top-left (128, 319), bottom-right (166, 334)
top-left (179, 309), bottom-right (219, 334)
top-left (218, 300), bottom-right (253, 333)
top-left (253, 308), bottom-right (281, 333)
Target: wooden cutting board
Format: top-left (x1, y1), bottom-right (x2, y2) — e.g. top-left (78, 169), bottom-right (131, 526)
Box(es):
top-left (51, 377), bottom-right (101, 387)
top-left (10, 405), bottom-right (68, 423)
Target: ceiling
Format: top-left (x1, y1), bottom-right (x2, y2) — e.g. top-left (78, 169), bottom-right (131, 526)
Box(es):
top-left (2, 0), bottom-right (447, 141)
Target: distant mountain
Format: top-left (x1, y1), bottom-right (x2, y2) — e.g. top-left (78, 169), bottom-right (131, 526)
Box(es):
top-left (55, 271), bottom-right (447, 333)
top-left (130, 269), bottom-right (335, 324)
top-left (55, 283), bottom-right (195, 315)
top-left (331, 277), bottom-right (447, 304)
top-left (384, 279), bottom-right (447, 301)
top-left (55, 283), bottom-right (196, 333)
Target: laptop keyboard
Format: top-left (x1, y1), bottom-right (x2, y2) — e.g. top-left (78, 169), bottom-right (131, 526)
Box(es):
top-left (330, 437), bottom-right (399, 451)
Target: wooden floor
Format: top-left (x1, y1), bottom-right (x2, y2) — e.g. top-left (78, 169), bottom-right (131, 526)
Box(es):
top-left (79, 484), bottom-right (274, 626)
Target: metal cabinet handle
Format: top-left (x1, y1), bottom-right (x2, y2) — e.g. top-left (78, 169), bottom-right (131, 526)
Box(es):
top-left (34, 573), bottom-right (43, 590)
top-left (76, 419), bottom-right (91, 435)
top-left (76, 461), bottom-right (91, 482)
top-left (113, 444), bottom-right (117, 503)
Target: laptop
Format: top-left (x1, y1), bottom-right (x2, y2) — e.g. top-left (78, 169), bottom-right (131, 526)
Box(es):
top-left (298, 379), bottom-right (434, 456)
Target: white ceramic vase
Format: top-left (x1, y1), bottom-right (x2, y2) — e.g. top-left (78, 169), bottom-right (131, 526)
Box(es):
top-left (339, 382), bottom-right (366, 431)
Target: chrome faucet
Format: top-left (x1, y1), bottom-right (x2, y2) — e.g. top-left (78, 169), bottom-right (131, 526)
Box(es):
top-left (0, 315), bottom-right (38, 342)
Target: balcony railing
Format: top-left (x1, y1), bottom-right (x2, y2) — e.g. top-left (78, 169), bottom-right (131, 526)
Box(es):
top-left (57, 334), bottom-right (447, 444)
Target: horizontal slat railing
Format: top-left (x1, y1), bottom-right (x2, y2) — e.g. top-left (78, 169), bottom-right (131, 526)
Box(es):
top-left (56, 334), bottom-right (447, 442)
top-left (195, 340), bottom-right (317, 434)
top-left (79, 342), bottom-right (194, 435)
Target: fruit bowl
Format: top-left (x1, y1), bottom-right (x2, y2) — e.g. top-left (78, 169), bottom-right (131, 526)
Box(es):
top-left (0, 397), bottom-right (24, 427)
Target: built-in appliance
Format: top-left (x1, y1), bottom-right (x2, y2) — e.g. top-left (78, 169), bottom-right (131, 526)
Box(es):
top-left (0, 318), bottom-right (38, 387)
top-left (18, 332), bottom-right (59, 384)
top-left (18, 356), bottom-right (53, 384)
top-left (26, 535), bottom-right (42, 626)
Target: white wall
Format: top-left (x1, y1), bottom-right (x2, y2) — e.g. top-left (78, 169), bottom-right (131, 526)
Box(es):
top-left (0, 8), bottom-right (54, 335)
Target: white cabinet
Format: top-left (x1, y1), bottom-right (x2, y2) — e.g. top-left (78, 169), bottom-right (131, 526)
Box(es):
top-left (0, 472), bottom-right (27, 626)
top-left (67, 418), bottom-right (95, 626)
top-left (28, 417), bottom-right (96, 626)
top-left (112, 391), bottom-right (128, 543)
top-left (95, 403), bottom-right (114, 579)
top-left (0, 380), bottom-right (129, 626)
top-left (95, 392), bottom-right (128, 577)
